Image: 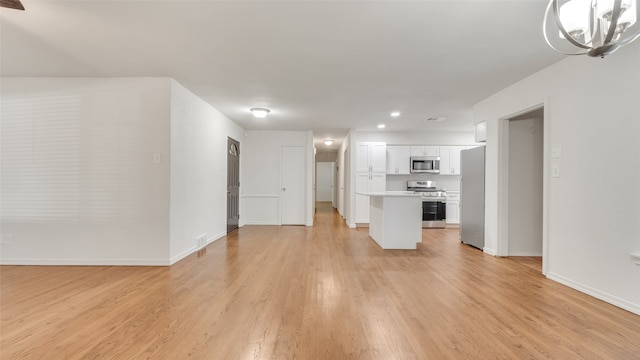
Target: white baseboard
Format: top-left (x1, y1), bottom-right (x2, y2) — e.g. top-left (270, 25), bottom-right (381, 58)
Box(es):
top-left (305, 221), bottom-right (313, 227)
top-left (347, 222), bottom-right (356, 228)
top-left (169, 247), bottom-right (195, 266)
top-left (547, 272), bottom-right (640, 316)
top-left (242, 221), bottom-right (280, 225)
top-left (0, 258), bottom-right (170, 266)
top-left (483, 247), bottom-right (497, 256)
top-left (508, 251), bottom-right (543, 256)
top-left (169, 231), bottom-right (227, 265)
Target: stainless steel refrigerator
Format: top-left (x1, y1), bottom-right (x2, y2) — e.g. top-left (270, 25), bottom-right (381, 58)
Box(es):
top-left (460, 146), bottom-right (485, 249)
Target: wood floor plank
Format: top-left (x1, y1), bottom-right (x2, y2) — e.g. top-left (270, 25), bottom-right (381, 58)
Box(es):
top-left (1, 202), bottom-right (639, 359)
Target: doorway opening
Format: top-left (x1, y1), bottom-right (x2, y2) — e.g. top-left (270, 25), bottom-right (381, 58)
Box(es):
top-left (227, 137), bottom-right (240, 233)
top-left (316, 162), bottom-right (335, 209)
top-left (498, 105), bottom-right (547, 274)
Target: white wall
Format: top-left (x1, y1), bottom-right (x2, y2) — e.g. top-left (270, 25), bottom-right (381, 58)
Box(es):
top-left (508, 114), bottom-right (543, 256)
top-left (337, 144), bottom-right (346, 216)
top-left (355, 130), bottom-right (477, 145)
top-left (169, 80), bottom-right (244, 264)
top-left (0, 78), bottom-right (171, 265)
top-left (241, 130), bottom-right (313, 225)
top-left (474, 44), bottom-right (640, 314)
top-left (386, 174), bottom-right (461, 192)
top-left (316, 152), bottom-right (337, 162)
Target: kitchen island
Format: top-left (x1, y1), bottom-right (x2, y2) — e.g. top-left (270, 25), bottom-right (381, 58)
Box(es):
top-left (356, 191), bottom-right (423, 249)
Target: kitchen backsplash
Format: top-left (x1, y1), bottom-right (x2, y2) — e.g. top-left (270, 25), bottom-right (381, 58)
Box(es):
top-left (386, 174), bottom-right (461, 192)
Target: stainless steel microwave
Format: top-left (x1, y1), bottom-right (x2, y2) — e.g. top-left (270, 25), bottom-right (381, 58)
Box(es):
top-left (410, 156), bottom-right (440, 173)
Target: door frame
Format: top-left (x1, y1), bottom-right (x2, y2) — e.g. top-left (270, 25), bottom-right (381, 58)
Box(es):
top-left (497, 101), bottom-right (549, 275)
top-left (315, 161), bottom-right (335, 204)
top-left (227, 137), bottom-right (240, 233)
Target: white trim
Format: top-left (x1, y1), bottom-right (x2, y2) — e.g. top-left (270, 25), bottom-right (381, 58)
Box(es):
top-left (496, 102), bottom-right (549, 275)
top-left (541, 101), bottom-right (551, 276)
top-left (508, 252), bottom-right (543, 256)
top-left (497, 117), bottom-right (510, 257)
top-left (169, 231), bottom-right (227, 265)
top-left (240, 194), bottom-right (279, 198)
top-left (483, 247), bottom-right (497, 256)
top-left (208, 231), bottom-right (227, 245)
top-left (169, 247), bottom-right (196, 265)
top-left (0, 258), bottom-right (170, 266)
top-left (305, 221), bottom-right (313, 227)
top-left (242, 221), bottom-right (280, 225)
top-left (347, 222), bottom-right (356, 228)
top-left (547, 272), bottom-right (640, 316)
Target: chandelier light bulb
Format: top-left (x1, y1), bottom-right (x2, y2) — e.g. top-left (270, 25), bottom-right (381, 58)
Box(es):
top-left (544, 0), bottom-right (640, 58)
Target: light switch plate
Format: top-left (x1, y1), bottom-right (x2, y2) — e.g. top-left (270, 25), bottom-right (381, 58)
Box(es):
top-left (552, 165), bottom-right (560, 178)
top-left (552, 147), bottom-right (562, 158)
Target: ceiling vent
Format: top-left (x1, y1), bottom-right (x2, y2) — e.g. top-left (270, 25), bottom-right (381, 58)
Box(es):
top-left (425, 117), bottom-right (446, 122)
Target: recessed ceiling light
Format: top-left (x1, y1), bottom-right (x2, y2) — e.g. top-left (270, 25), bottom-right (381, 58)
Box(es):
top-left (324, 140), bottom-right (333, 146)
top-left (377, 124), bottom-right (386, 129)
top-left (250, 107), bottom-right (270, 118)
top-left (390, 111), bottom-right (401, 117)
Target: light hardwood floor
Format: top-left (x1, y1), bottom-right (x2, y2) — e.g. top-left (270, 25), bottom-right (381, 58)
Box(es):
top-left (1, 202), bottom-right (639, 359)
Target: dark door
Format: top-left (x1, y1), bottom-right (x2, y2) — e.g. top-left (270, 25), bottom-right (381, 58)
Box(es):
top-left (227, 137), bottom-right (240, 233)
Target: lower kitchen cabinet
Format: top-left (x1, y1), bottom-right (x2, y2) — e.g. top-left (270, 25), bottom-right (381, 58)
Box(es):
top-left (355, 172), bottom-right (386, 223)
top-left (446, 192), bottom-right (460, 224)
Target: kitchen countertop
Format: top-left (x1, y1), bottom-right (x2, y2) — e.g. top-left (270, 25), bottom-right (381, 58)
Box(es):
top-left (356, 191), bottom-right (422, 197)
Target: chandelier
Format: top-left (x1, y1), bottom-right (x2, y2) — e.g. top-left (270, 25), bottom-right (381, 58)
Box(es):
top-left (543, 0), bottom-right (640, 57)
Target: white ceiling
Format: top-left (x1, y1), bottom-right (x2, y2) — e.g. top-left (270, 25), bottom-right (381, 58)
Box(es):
top-left (0, 0), bottom-right (564, 151)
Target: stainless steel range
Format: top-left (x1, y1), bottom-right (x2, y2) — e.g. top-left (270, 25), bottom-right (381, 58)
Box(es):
top-left (407, 180), bottom-right (447, 228)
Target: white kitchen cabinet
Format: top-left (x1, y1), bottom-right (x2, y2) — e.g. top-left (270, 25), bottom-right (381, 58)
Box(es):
top-left (439, 146), bottom-right (466, 175)
top-left (410, 145), bottom-right (440, 157)
top-left (357, 142), bottom-right (386, 173)
top-left (386, 145), bottom-right (411, 175)
top-left (355, 142), bottom-right (386, 223)
top-left (355, 173), bottom-right (386, 223)
top-left (446, 191), bottom-right (460, 224)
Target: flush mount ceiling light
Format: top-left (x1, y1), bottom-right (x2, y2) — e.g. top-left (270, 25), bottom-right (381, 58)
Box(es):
top-left (250, 107), bottom-right (270, 118)
top-left (323, 140), bottom-right (333, 146)
top-left (390, 111), bottom-right (401, 117)
top-left (377, 124), bottom-right (386, 129)
top-left (543, 0), bottom-right (640, 57)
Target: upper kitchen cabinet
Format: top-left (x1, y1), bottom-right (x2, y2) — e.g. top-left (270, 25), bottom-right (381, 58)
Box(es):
top-left (355, 142), bottom-right (386, 223)
top-left (439, 146), bottom-right (467, 175)
top-left (386, 145), bottom-right (411, 175)
top-left (410, 145), bottom-right (440, 157)
top-left (356, 142), bottom-right (386, 173)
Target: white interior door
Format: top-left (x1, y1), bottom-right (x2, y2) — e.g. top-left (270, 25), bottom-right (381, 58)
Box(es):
top-left (331, 163), bottom-right (337, 208)
top-left (281, 146), bottom-right (306, 225)
top-left (316, 162), bottom-right (333, 201)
